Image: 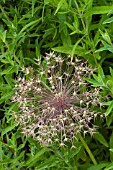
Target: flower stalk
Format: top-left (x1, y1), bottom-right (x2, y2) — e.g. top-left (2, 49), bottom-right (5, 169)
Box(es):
top-left (78, 133), bottom-right (97, 165)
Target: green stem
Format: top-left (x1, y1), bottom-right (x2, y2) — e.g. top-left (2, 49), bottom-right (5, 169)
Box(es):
top-left (78, 133), bottom-right (97, 165)
top-left (74, 0), bottom-right (86, 30)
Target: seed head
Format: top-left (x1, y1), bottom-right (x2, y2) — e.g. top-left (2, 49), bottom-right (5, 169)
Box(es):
top-left (12, 52), bottom-right (103, 146)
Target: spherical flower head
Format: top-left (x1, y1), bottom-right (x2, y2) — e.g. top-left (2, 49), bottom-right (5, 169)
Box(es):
top-left (12, 52), bottom-right (102, 146)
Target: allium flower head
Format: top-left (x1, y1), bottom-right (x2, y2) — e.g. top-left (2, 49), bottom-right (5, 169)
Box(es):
top-left (12, 52), bottom-right (102, 146)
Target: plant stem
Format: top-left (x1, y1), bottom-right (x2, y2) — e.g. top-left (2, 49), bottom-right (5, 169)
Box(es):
top-left (78, 133), bottom-right (97, 165)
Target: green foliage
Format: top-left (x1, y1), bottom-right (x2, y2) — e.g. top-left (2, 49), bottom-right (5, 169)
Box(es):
top-left (1, 0), bottom-right (113, 169)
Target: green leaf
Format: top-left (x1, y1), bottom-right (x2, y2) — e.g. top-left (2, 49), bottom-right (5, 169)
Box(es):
top-left (19, 18), bottom-right (41, 35)
top-left (104, 162), bottom-right (113, 170)
top-left (107, 80), bottom-right (113, 90)
top-left (95, 43), bottom-right (113, 53)
top-left (32, 0), bottom-right (37, 16)
top-left (94, 132), bottom-right (109, 147)
top-left (52, 45), bottom-right (87, 56)
top-left (87, 163), bottom-right (109, 170)
top-left (0, 91), bottom-right (13, 104)
top-left (0, 30), bottom-right (7, 43)
top-left (54, 0), bottom-right (68, 15)
top-left (1, 65), bottom-right (18, 75)
top-left (110, 149), bottom-right (113, 152)
top-left (99, 29), bottom-right (112, 45)
top-left (110, 132), bottom-right (113, 161)
top-left (103, 16), bottom-right (113, 24)
top-left (106, 113), bottom-right (113, 127)
top-left (43, 28), bottom-right (55, 38)
top-left (104, 101), bottom-right (112, 106)
top-left (85, 6), bottom-right (113, 16)
top-left (106, 100), bottom-right (113, 116)
top-left (71, 35), bottom-right (85, 61)
top-left (98, 65), bottom-right (105, 83)
top-left (0, 157), bottom-right (13, 164)
top-left (110, 67), bottom-right (113, 77)
top-left (61, 31), bottom-right (72, 46)
top-left (9, 151), bottom-right (25, 169)
top-left (93, 74), bottom-right (100, 82)
top-left (26, 148), bottom-right (49, 167)
top-left (1, 123), bottom-right (17, 137)
top-left (69, 146), bottom-right (82, 159)
top-left (64, 21), bottom-right (75, 31)
top-left (35, 156), bottom-right (57, 170)
top-left (94, 52), bottom-right (101, 60)
top-left (17, 140), bottom-right (27, 151)
top-left (85, 78), bottom-right (103, 87)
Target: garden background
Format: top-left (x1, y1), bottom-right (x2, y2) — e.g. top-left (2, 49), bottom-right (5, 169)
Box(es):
top-left (1, 0), bottom-right (113, 169)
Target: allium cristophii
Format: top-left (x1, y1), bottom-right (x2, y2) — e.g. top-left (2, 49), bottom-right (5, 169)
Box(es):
top-left (12, 52), bottom-right (102, 147)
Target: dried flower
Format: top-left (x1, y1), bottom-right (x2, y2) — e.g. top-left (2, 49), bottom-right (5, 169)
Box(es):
top-left (12, 52), bottom-right (102, 146)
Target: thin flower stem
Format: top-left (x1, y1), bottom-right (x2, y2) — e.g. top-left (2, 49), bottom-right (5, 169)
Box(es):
top-left (78, 133), bottom-right (97, 165)
top-left (41, 81), bottom-right (53, 93)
